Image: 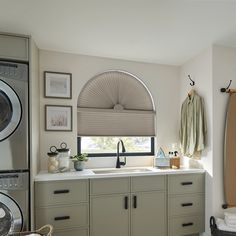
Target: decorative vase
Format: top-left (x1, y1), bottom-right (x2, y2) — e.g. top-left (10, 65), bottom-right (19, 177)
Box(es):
top-left (74, 161), bottom-right (85, 171)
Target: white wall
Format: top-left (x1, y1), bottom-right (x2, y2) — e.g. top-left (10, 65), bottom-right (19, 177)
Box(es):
top-left (180, 47), bottom-right (213, 235)
top-left (180, 45), bottom-right (236, 235)
top-left (212, 45), bottom-right (236, 217)
top-left (39, 50), bottom-right (180, 170)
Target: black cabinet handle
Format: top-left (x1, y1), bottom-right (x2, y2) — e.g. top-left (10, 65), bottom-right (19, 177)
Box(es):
top-left (54, 189), bottom-right (70, 194)
top-left (54, 216), bottom-right (70, 221)
top-left (182, 222), bottom-right (193, 227)
top-left (181, 182), bottom-right (193, 186)
top-left (181, 203), bottom-right (193, 207)
top-left (133, 195), bottom-right (137, 209)
top-left (124, 196), bottom-right (128, 210)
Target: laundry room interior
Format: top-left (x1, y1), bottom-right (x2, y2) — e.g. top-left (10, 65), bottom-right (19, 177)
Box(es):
top-left (1, 1), bottom-right (236, 236)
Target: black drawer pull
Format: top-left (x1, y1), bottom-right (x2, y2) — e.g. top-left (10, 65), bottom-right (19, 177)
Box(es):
top-left (124, 196), bottom-right (128, 210)
top-left (54, 216), bottom-right (70, 221)
top-left (182, 222), bottom-right (193, 227)
top-left (181, 203), bottom-right (193, 207)
top-left (54, 189), bottom-right (70, 194)
top-left (133, 195), bottom-right (137, 209)
top-left (181, 182), bottom-right (193, 186)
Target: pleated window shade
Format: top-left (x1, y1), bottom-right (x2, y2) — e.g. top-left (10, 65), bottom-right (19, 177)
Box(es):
top-left (77, 71), bottom-right (156, 137)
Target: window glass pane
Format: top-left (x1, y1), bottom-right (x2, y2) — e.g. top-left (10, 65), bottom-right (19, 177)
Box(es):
top-left (81, 137), bottom-right (152, 154)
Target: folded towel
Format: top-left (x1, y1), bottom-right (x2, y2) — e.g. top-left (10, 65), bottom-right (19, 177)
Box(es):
top-left (216, 218), bottom-right (236, 232)
top-left (225, 212), bottom-right (236, 220)
top-left (224, 212), bottom-right (236, 227)
top-left (225, 218), bottom-right (236, 225)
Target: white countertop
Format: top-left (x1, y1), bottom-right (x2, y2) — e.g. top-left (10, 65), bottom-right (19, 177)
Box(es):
top-left (34, 167), bottom-right (205, 182)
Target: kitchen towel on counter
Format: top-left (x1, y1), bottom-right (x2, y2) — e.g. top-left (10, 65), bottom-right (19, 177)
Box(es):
top-left (179, 90), bottom-right (207, 158)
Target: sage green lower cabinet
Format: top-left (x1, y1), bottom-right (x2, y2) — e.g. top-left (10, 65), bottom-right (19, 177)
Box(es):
top-left (90, 176), bottom-right (167, 236)
top-left (168, 174), bottom-right (205, 236)
top-left (35, 179), bottom-right (89, 236)
top-left (35, 173), bottom-right (205, 236)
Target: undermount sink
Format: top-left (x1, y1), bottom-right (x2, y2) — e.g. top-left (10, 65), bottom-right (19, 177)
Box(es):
top-left (92, 168), bottom-right (153, 175)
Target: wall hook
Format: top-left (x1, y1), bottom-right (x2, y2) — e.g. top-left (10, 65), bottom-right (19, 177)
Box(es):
top-left (188, 75), bottom-right (195, 86)
top-left (221, 80), bottom-right (232, 93)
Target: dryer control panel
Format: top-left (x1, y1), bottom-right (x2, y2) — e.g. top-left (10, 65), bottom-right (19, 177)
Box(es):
top-left (0, 172), bottom-right (28, 190)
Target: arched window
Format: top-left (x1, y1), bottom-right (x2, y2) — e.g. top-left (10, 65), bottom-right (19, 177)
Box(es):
top-left (77, 70), bottom-right (156, 156)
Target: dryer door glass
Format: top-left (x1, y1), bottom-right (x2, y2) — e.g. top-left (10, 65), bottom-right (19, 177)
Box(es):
top-left (0, 90), bottom-right (13, 132)
top-left (0, 79), bottom-right (22, 142)
top-left (0, 193), bottom-right (23, 236)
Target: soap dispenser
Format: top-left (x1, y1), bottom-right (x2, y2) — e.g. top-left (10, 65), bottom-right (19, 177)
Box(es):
top-left (170, 151), bottom-right (180, 169)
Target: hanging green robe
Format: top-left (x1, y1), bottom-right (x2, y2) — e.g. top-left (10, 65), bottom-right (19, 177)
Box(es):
top-left (180, 90), bottom-right (207, 157)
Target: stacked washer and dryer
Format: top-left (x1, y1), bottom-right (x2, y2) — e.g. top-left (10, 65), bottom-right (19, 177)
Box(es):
top-left (0, 61), bottom-right (29, 235)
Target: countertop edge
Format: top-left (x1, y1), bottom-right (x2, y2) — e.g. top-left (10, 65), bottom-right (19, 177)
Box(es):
top-left (34, 168), bottom-right (206, 182)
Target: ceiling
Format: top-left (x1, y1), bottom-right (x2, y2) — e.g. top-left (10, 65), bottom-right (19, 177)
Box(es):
top-left (1, 0), bottom-right (236, 65)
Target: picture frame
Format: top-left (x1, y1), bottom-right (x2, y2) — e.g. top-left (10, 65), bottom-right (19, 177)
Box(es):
top-left (45, 105), bottom-right (73, 131)
top-left (44, 71), bottom-right (72, 99)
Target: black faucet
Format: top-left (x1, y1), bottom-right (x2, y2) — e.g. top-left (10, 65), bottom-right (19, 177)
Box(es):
top-left (116, 139), bottom-right (126, 168)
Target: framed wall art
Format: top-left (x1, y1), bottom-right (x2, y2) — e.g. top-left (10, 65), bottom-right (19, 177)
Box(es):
top-left (45, 105), bottom-right (72, 131)
top-left (44, 71), bottom-right (72, 99)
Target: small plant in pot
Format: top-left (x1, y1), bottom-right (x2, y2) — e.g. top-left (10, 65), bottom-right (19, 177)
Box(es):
top-left (70, 153), bottom-right (88, 171)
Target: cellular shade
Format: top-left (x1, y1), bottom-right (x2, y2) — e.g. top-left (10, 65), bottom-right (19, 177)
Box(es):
top-left (77, 71), bottom-right (156, 136)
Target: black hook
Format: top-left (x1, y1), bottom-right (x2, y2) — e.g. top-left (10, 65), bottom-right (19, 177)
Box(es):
top-left (188, 75), bottom-right (195, 86)
top-left (221, 80), bottom-right (232, 92)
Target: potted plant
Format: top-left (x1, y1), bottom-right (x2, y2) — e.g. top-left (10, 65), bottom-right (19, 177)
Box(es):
top-left (70, 153), bottom-right (88, 171)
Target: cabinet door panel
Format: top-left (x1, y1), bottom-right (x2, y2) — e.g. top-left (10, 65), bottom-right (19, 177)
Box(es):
top-left (168, 174), bottom-right (204, 195)
top-left (131, 175), bottom-right (166, 192)
top-left (53, 228), bottom-right (88, 236)
top-left (35, 180), bottom-right (88, 207)
top-left (169, 215), bottom-right (204, 236)
top-left (131, 191), bottom-right (166, 236)
top-left (35, 204), bottom-right (88, 230)
top-left (169, 194), bottom-right (204, 216)
top-left (0, 34), bottom-right (28, 61)
top-left (90, 177), bottom-right (129, 195)
top-left (90, 194), bottom-right (130, 236)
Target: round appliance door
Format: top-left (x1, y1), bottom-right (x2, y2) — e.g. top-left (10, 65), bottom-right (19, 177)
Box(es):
top-left (0, 192), bottom-right (23, 235)
top-left (0, 79), bottom-right (22, 142)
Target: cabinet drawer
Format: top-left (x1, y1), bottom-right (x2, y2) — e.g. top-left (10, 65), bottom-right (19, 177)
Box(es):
top-left (90, 177), bottom-right (129, 195)
top-left (54, 228), bottom-right (88, 236)
top-left (131, 175), bottom-right (166, 192)
top-left (169, 215), bottom-right (204, 236)
top-left (35, 204), bottom-right (88, 230)
top-left (35, 180), bottom-right (88, 206)
top-left (169, 194), bottom-right (204, 216)
top-left (0, 34), bottom-right (28, 61)
top-left (168, 174), bottom-right (204, 195)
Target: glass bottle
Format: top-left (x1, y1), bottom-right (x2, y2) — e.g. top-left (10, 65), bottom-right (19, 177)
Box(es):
top-left (57, 142), bottom-right (71, 172)
top-left (47, 146), bottom-right (59, 173)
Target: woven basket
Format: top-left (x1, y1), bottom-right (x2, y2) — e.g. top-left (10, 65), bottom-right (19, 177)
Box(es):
top-left (9, 225), bottom-right (53, 236)
top-left (210, 216), bottom-right (236, 236)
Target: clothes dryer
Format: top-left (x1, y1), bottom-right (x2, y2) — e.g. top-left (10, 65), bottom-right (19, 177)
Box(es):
top-left (0, 171), bottom-right (29, 235)
top-left (0, 61), bottom-right (28, 171)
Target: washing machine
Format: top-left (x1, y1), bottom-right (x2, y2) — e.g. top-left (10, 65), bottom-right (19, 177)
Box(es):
top-left (0, 60), bottom-right (28, 171)
top-left (0, 172), bottom-right (29, 235)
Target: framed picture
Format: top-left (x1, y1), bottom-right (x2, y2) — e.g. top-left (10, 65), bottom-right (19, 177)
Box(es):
top-left (45, 105), bottom-right (73, 131)
top-left (44, 71), bottom-right (72, 99)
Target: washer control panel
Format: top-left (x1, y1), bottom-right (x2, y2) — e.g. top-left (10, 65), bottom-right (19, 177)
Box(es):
top-left (0, 172), bottom-right (28, 190)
